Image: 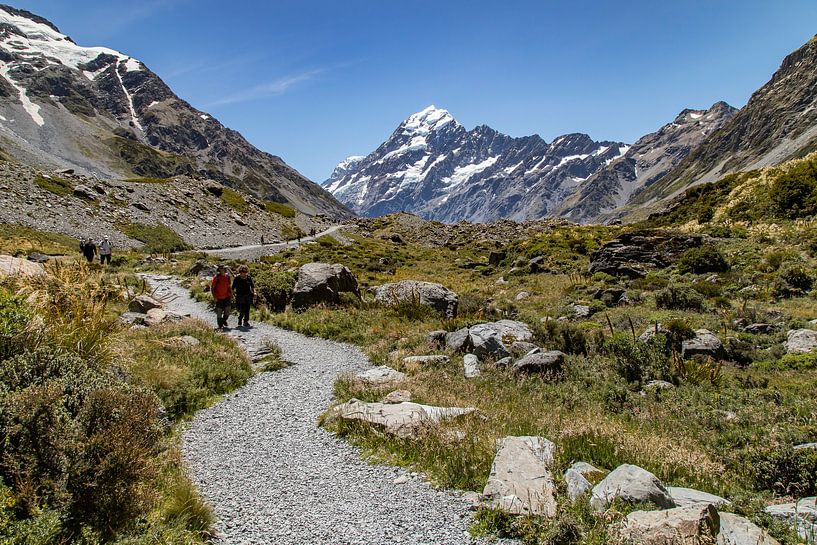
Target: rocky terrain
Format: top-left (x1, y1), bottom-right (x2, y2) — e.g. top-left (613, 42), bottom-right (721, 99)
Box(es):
top-left (0, 5), bottom-right (350, 218)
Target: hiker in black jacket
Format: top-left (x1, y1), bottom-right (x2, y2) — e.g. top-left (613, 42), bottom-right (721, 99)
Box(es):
top-left (82, 238), bottom-right (97, 263)
top-left (232, 265), bottom-right (256, 328)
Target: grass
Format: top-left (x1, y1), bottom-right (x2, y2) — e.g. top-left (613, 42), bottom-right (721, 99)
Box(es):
top-left (34, 174), bottom-right (74, 197)
top-left (220, 187), bottom-right (249, 214)
top-left (117, 221), bottom-right (190, 253)
top-left (0, 223), bottom-right (78, 255)
top-left (264, 201), bottom-right (296, 218)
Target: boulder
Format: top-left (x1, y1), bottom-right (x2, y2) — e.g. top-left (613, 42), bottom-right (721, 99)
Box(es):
top-left (681, 329), bottom-right (725, 360)
top-left (402, 355), bottom-right (449, 368)
top-left (27, 252), bottom-right (49, 263)
top-left (488, 251), bottom-right (506, 265)
top-left (785, 329), bottom-right (817, 354)
top-left (620, 504), bottom-right (719, 545)
top-left (515, 291), bottom-right (530, 301)
top-left (569, 303), bottom-right (591, 319)
top-left (528, 255), bottom-right (546, 273)
top-left (426, 330), bottom-right (447, 347)
top-left (717, 512), bottom-right (780, 545)
top-left (0, 255), bottom-right (46, 277)
top-left (128, 294), bottom-right (163, 313)
top-left (483, 436), bottom-right (557, 517)
top-left (589, 232), bottom-right (705, 278)
top-left (512, 351), bottom-right (565, 377)
top-left (445, 327), bottom-right (471, 352)
top-left (118, 312), bottom-right (146, 326)
top-left (373, 280), bottom-right (458, 319)
top-left (764, 496), bottom-right (817, 540)
top-left (291, 262), bottom-right (360, 309)
top-left (510, 341), bottom-right (540, 356)
top-left (794, 442), bottom-right (817, 451)
top-left (565, 461), bottom-right (603, 502)
top-left (328, 399), bottom-right (476, 438)
top-left (743, 323), bottom-right (775, 335)
top-left (599, 287), bottom-right (626, 307)
top-left (189, 261), bottom-right (218, 279)
top-left (666, 487), bottom-right (729, 508)
top-left (464, 354), bottom-right (480, 378)
top-left (353, 366), bottom-right (406, 387)
top-left (643, 380), bottom-right (676, 392)
top-left (639, 323), bottom-right (670, 344)
top-left (382, 390), bottom-right (412, 404)
top-left (145, 308), bottom-right (184, 327)
top-left (73, 184), bottom-right (97, 200)
top-left (469, 320), bottom-right (533, 359)
top-left (591, 464), bottom-right (675, 512)
top-left (495, 356), bottom-right (513, 368)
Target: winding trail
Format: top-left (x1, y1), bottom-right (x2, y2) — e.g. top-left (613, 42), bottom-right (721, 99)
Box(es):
top-left (202, 225), bottom-right (345, 261)
top-left (145, 275), bottom-right (484, 545)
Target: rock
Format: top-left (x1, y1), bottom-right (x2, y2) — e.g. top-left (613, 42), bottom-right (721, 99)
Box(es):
top-left (144, 308), bottom-right (184, 327)
top-left (373, 280), bottom-right (458, 319)
top-left (354, 366), bottom-right (406, 387)
top-left (402, 355), bottom-right (449, 368)
top-left (785, 329), bottom-right (817, 354)
top-left (462, 491), bottom-right (482, 511)
top-left (205, 183), bottom-right (224, 196)
top-left (495, 356), bottom-right (513, 368)
top-left (666, 487), bottom-right (730, 508)
top-left (764, 497), bottom-right (817, 540)
top-left (515, 291), bottom-right (529, 301)
top-left (483, 436), bottom-right (557, 517)
top-left (0, 255), bottom-right (46, 277)
top-left (328, 399), bottom-right (476, 438)
top-left (589, 232), bottom-right (705, 278)
top-left (565, 462), bottom-right (603, 502)
top-left (717, 512), bottom-right (780, 545)
top-left (488, 251), bottom-right (506, 265)
top-left (231, 212), bottom-right (246, 226)
top-left (743, 323), bottom-right (775, 334)
top-left (528, 255), bottom-right (546, 273)
top-left (128, 294), bottom-right (163, 313)
top-left (512, 351), bottom-right (565, 377)
top-left (469, 320), bottom-right (533, 359)
top-left (620, 504), bottom-right (719, 545)
top-left (495, 276), bottom-right (508, 285)
top-left (510, 341), bottom-right (540, 356)
top-left (291, 263), bottom-right (360, 309)
top-left (426, 330), bottom-right (447, 347)
top-left (681, 329), bottom-right (725, 360)
top-left (189, 261), bottom-right (218, 279)
top-left (569, 303), bottom-right (591, 319)
top-left (132, 202), bottom-right (150, 211)
top-left (794, 442), bottom-right (817, 450)
top-left (27, 252), bottom-right (49, 263)
top-left (643, 380), bottom-right (676, 392)
top-left (600, 287), bottom-right (626, 307)
top-left (118, 311), bottom-right (146, 326)
top-left (464, 354), bottom-right (480, 378)
top-left (382, 390), bottom-right (412, 404)
top-left (445, 327), bottom-right (471, 352)
top-left (591, 464), bottom-right (675, 512)
top-left (73, 184), bottom-right (97, 200)
top-left (393, 475), bottom-right (409, 485)
top-left (639, 323), bottom-right (670, 344)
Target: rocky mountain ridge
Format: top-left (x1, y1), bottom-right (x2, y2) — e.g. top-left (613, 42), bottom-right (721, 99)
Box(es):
top-left (0, 4), bottom-right (350, 218)
top-left (324, 106), bottom-right (629, 223)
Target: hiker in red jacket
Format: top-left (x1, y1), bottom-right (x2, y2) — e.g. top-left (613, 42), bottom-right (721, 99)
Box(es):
top-left (211, 265), bottom-right (233, 329)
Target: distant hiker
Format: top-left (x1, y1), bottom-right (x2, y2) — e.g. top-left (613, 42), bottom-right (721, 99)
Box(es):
top-left (260, 234), bottom-right (265, 244)
top-left (82, 238), bottom-right (97, 263)
top-left (297, 233), bottom-right (301, 244)
top-left (232, 265), bottom-right (256, 328)
top-left (211, 265), bottom-right (233, 329)
top-left (99, 235), bottom-right (112, 265)
top-left (309, 228), bottom-right (316, 237)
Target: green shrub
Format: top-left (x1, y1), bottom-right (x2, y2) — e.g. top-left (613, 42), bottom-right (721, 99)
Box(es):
top-left (220, 188), bottom-right (249, 214)
top-left (281, 224), bottom-right (305, 241)
top-left (603, 332), bottom-right (671, 384)
top-left (254, 270), bottom-right (296, 312)
top-left (315, 235), bottom-right (338, 247)
top-left (0, 290), bottom-right (32, 361)
top-left (773, 264), bottom-right (814, 298)
top-left (264, 201), bottom-right (296, 218)
top-left (760, 249), bottom-right (798, 272)
top-left (769, 160), bottom-right (817, 218)
top-left (676, 246), bottom-right (730, 274)
top-left (776, 351), bottom-right (817, 369)
top-left (630, 272), bottom-right (669, 291)
top-left (746, 445), bottom-right (817, 496)
top-left (655, 286), bottom-right (705, 311)
top-left (533, 320), bottom-right (601, 356)
top-left (117, 222), bottom-right (190, 253)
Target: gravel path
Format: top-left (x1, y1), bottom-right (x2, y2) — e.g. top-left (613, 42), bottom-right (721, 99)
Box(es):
top-left (144, 275), bottom-right (486, 545)
top-left (201, 225), bottom-right (345, 261)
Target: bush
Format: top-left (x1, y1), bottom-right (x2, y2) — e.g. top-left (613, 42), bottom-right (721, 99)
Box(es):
top-left (603, 332), bottom-right (671, 384)
top-left (117, 222), bottom-right (190, 253)
top-left (676, 246), bottom-right (730, 274)
top-left (776, 351), bottom-right (817, 369)
top-left (769, 160), bottom-right (817, 219)
top-left (264, 201), bottom-right (296, 218)
top-left (533, 320), bottom-right (601, 356)
top-left (773, 264), bottom-right (814, 298)
top-left (0, 289), bottom-right (32, 361)
top-left (219, 188), bottom-right (249, 214)
top-left (746, 445), bottom-right (817, 496)
top-left (655, 286), bottom-right (705, 311)
top-left (254, 270), bottom-right (296, 311)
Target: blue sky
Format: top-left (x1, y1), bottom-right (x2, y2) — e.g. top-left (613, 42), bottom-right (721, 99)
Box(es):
top-left (10, 0), bottom-right (817, 182)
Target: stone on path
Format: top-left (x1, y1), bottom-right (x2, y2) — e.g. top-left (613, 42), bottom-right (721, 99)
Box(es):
top-left (666, 486), bottom-right (729, 508)
top-left (354, 366), bottom-right (406, 387)
top-left (620, 504), bottom-right (719, 545)
top-left (717, 512), bottom-right (780, 545)
top-left (483, 436), bottom-right (557, 517)
top-left (785, 329), bottom-right (817, 354)
top-left (329, 399), bottom-right (476, 438)
top-left (373, 280), bottom-right (458, 319)
top-left (0, 255), bottom-right (46, 277)
top-left (591, 464), bottom-right (675, 512)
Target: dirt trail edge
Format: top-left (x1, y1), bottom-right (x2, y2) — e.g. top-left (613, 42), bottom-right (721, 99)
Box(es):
top-left (143, 274), bottom-right (486, 545)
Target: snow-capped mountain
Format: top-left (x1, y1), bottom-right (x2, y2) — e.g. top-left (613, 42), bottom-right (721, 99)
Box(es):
top-left (323, 105), bottom-right (628, 222)
top-left (0, 5), bottom-right (349, 218)
top-left (554, 101), bottom-right (737, 223)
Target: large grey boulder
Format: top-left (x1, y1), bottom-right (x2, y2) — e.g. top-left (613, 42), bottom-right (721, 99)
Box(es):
top-left (0, 255), bottom-right (46, 277)
top-left (565, 462), bottom-right (603, 502)
top-left (620, 504), bottom-right (719, 545)
top-left (666, 487), bottom-right (729, 508)
top-left (681, 329), bottom-right (726, 360)
top-left (373, 280), bottom-right (458, 319)
top-left (128, 294), bottom-right (163, 313)
top-left (328, 399), bottom-right (476, 438)
top-left (189, 261), bottom-right (218, 279)
top-left (512, 351), bottom-right (565, 377)
top-left (785, 329), bottom-right (817, 354)
top-left (353, 366), bottom-right (406, 387)
top-left (483, 436), bottom-right (557, 517)
top-left (764, 496), bottom-right (817, 540)
top-left (467, 320), bottom-right (533, 359)
top-left (445, 327), bottom-right (471, 352)
top-left (717, 512), bottom-right (780, 545)
top-left (588, 233), bottom-right (704, 278)
top-left (291, 263), bottom-right (359, 309)
top-left (591, 464), bottom-right (675, 512)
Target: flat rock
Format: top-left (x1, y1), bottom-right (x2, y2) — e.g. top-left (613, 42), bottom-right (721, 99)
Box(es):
top-left (717, 512), bottom-right (780, 545)
top-left (27, 252), bottom-right (49, 263)
top-left (794, 442), bottom-right (817, 450)
top-left (402, 355), bottom-right (449, 367)
top-left (620, 504), bottom-right (719, 545)
top-left (464, 354), bottom-right (480, 378)
top-left (785, 329), bottom-right (817, 354)
top-left (382, 390), bottom-right (412, 404)
top-left (128, 294), bottom-right (163, 313)
top-left (512, 350), bottom-right (565, 377)
top-left (373, 280), bottom-right (458, 319)
top-left (591, 464), bottom-right (675, 512)
top-left (483, 436), bottom-right (557, 517)
top-left (743, 323), bottom-right (775, 334)
top-left (329, 399), bottom-right (476, 438)
top-left (764, 496), bottom-right (817, 540)
top-left (118, 311), bottom-right (146, 326)
top-left (681, 329), bottom-right (725, 360)
top-left (666, 486), bottom-right (729, 508)
top-left (145, 308), bottom-right (184, 327)
top-left (354, 366), bottom-right (406, 387)
top-left (0, 255), bottom-right (46, 277)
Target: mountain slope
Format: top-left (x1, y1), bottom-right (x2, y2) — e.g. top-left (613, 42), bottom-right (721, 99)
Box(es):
top-left (0, 4), bottom-right (350, 218)
top-left (620, 34), bottom-right (817, 219)
top-left (324, 106), bottom-right (628, 223)
top-left (554, 101), bottom-right (737, 223)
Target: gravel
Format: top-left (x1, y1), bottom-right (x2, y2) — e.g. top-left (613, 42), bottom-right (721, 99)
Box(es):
top-left (144, 275), bottom-right (490, 545)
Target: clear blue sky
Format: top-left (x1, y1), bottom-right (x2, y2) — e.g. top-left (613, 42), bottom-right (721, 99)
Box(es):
top-left (10, 0), bottom-right (817, 182)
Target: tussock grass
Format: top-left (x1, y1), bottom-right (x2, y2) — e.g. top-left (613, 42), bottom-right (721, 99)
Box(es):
top-left (34, 174), bottom-right (73, 197)
top-left (220, 187), bottom-right (249, 214)
top-left (0, 223), bottom-right (78, 256)
top-left (264, 201), bottom-right (296, 218)
top-left (117, 221), bottom-right (190, 253)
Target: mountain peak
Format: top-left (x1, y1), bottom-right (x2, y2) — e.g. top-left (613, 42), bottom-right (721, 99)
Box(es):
top-left (401, 105), bottom-right (457, 134)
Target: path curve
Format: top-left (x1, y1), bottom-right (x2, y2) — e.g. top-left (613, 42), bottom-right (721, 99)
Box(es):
top-left (202, 225), bottom-right (345, 261)
top-left (145, 275), bottom-right (485, 545)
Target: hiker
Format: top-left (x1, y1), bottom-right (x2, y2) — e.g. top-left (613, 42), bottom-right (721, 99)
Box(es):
top-left (260, 234), bottom-right (265, 245)
top-left (99, 235), bottom-right (112, 265)
top-left (232, 265), bottom-right (256, 328)
top-left (82, 238), bottom-right (97, 263)
top-left (309, 227), bottom-right (316, 237)
top-left (211, 265), bottom-right (233, 329)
